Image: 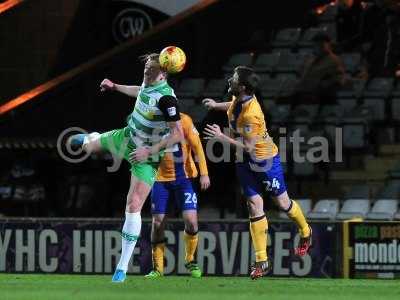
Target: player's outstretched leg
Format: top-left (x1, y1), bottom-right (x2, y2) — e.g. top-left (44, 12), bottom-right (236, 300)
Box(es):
top-left (68, 132), bottom-right (102, 152)
top-left (275, 192), bottom-right (312, 256)
top-left (145, 214), bottom-right (166, 279)
top-left (183, 211), bottom-right (201, 278)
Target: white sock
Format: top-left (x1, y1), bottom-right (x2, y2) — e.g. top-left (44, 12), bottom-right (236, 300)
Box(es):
top-left (116, 212), bottom-right (141, 272)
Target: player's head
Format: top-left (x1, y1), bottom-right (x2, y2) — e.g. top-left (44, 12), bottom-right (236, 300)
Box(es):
top-left (141, 53), bottom-right (167, 86)
top-left (228, 66), bottom-right (259, 97)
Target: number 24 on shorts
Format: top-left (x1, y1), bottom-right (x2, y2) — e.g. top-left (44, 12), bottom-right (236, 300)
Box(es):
top-left (262, 178), bottom-right (280, 192)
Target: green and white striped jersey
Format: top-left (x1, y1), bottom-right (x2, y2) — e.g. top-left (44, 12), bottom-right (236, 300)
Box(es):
top-left (127, 80), bottom-right (176, 147)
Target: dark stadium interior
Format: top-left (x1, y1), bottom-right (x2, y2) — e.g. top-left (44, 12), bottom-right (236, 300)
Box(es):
top-left (1, 0), bottom-right (400, 222)
top-left (3, 0), bottom-right (400, 289)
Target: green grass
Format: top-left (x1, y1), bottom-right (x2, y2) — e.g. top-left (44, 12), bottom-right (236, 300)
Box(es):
top-left (0, 274), bottom-right (399, 300)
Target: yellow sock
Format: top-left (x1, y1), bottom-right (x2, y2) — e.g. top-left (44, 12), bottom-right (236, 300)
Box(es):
top-left (249, 215), bottom-right (268, 262)
top-left (287, 200), bottom-right (310, 238)
top-left (184, 231), bottom-right (198, 263)
top-left (152, 242), bottom-right (165, 273)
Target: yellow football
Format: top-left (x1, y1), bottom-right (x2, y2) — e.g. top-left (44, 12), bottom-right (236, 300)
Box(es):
top-left (159, 46), bottom-right (186, 74)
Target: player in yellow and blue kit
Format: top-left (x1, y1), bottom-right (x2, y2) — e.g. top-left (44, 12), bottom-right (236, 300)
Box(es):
top-left (145, 113), bottom-right (210, 279)
top-left (203, 66), bottom-right (312, 280)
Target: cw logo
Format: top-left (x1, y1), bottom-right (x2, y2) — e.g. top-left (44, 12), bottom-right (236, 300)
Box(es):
top-left (112, 8), bottom-right (153, 43)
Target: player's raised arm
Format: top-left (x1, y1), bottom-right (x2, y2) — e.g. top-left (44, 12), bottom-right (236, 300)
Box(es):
top-left (202, 98), bottom-right (232, 111)
top-left (183, 117), bottom-right (210, 190)
top-left (204, 123), bottom-right (248, 151)
top-left (100, 78), bottom-right (140, 98)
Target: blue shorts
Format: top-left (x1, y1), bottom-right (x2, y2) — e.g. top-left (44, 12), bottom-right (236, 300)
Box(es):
top-left (236, 154), bottom-right (287, 198)
top-left (151, 178), bottom-right (197, 214)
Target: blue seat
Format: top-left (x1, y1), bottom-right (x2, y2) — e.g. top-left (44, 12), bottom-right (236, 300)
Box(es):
top-left (253, 52), bottom-right (280, 73)
top-left (340, 53), bottom-right (362, 75)
top-left (222, 53), bottom-right (253, 73)
top-left (271, 28), bottom-right (302, 49)
top-left (362, 77), bottom-right (394, 98)
top-left (336, 199), bottom-right (370, 220)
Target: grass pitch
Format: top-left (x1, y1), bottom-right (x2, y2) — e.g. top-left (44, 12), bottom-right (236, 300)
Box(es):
top-left (0, 274), bottom-right (399, 300)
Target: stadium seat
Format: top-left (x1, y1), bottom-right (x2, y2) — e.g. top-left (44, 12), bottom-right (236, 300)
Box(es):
top-left (298, 27), bottom-right (330, 48)
top-left (344, 185), bottom-right (370, 199)
top-left (336, 79), bottom-right (366, 99)
top-left (262, 99), bottom-right (276, 111)
top-left (259, 77), bottom-right (283, 99)
top-left (292, 104), bottom-right (319, 119)
top-left (391, 98), bottom-right (400, 120)
top-left (362, 98), bottom-right (386, 121)
top-left (290, 110), bottom-right (315, 133)
top-left (269, 104), bottom-right (291, 123)
top-left (277, 76), bottom-right (298, 98)
top-left (289, 121), bottom-right (311, 138)
top-left (307, 199), bottom-right (339, 220)
top-left (319, 23), bottom-right (337, 41)
top-left (279, 198), bottom-right (312, 219)
top-left (222, 53), bottom-right (253, 73)
top-left (337, 98), bottom-right (357, 114)
top-left (342, 120), bottom-right (367, 149)
top-left (340, 53), bottom-right (361, 75)
top-left (366, 199), bottom-right (398, 220)
top-left (375, 179), bottom-right (400, 199)
top-left (176, 78), bottom-right (205, 99)
top-left (323, 118), bottom-right (341, 143)
top-left (388, 162), bottom-right (400, 179)
top-left (344, 105), bottom-right (374, 122)
top-left (275, 52), bottom-right (308, 75)
top-left (392, 81), bottom-right (400, 97)
top-left (319, 105), bottom-right (344, 119)
top-left (298, 47), bottom-right (314, 57)
top-left (253, 52), bottom-right (281, 73)
top-left (293, 158), bottom-right (315, 177)
top-left (271, 27), bottom-right (302, 49)
top-left (336, 199), bottom-right (370, 220)
top-left (362, 77), bottom-right (394, 99)
top-left (276, 73), bottom-right (298, 81)
top-left (202, 79), bottom-right (227, 98)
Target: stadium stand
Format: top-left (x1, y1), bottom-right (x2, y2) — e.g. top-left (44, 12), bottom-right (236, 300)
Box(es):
top-left (307, 199), bottom-right (340, 220)
top-left (2, 0), bottom-right (400, 220)
top-left (366, 199), bottom-right (398, 220)
top-left (335, 198), bottom-right (370, 220)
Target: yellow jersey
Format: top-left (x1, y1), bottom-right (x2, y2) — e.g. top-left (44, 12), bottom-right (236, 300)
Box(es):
top-left (227, 96), bottom-right (278, 160)
top-left (156, 113), bottom-right (208, 181)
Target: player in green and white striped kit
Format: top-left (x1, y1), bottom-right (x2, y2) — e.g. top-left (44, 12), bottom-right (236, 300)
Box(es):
top-left (69, 53), bottom-right (184, 282)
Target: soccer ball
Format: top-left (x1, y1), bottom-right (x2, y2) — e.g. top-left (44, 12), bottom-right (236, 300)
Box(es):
top-left (159, 46), bottom-right (186, 74)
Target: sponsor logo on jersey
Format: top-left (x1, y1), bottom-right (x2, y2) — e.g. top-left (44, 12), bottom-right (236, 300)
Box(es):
top-left (244, 125), bottom-right (252, 134)
top-left (149, 98), bottom-right (156, 106)
top-left (167, 107), bottom-right (176, 116)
